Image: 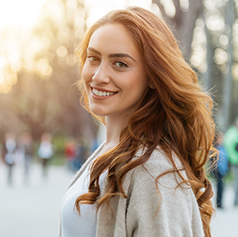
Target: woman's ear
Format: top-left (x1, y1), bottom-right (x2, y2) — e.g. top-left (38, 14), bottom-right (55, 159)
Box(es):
top-left (149, 80), bottom-right (156, 89)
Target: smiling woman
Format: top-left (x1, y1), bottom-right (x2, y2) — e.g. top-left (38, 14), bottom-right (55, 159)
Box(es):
top-left (60, 6), bottom-right (217, 237)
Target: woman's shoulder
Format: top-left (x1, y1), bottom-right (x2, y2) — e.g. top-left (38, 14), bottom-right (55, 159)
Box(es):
top-left (132, 145), bottom-right (183, 179)
top-left (124, 146), bottom-right (193, 202)
top-left (127, 146), bottom-right (193, 201)
top-left (128, 145), bottom-right (190, 194)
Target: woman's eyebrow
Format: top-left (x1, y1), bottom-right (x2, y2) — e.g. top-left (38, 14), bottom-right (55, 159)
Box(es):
top-left (87, 47), bottom-right (136, 62)
top-left (108, 53), bottom-right (136, 62)
top-left (87, 47), bottom-right (101, 55)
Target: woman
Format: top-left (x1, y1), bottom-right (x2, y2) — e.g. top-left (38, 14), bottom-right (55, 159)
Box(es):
top-left (60, 6), bottom-right (216, 237)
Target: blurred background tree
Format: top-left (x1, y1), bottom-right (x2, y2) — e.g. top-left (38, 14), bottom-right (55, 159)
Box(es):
top-left (153, 0), bottom-right (238, 132)
top-left (0, 0), bottom-right (238, 146)
top-left (0, 0), bottom-right (98, 143)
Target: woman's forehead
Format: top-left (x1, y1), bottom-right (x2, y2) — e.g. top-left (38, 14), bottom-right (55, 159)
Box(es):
top-left (89, 24), bottom-right (135, 48)
top-left (88, 24), bottom-right (139, 56)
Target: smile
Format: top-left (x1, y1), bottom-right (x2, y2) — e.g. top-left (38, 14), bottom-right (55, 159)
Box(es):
top-left (92, 88), bottom-right (117, 97)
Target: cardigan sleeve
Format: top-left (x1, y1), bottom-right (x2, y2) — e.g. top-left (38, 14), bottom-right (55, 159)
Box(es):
top-left (125, 155), bottom-right (204, 237)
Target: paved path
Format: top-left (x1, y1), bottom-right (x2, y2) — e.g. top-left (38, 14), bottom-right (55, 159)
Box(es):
top-left (211, 181), bottom-right (238, 237)
top-left (0, 162), bottom-right (238, 237)
top-left (0, 162), bottom-right (75, 237)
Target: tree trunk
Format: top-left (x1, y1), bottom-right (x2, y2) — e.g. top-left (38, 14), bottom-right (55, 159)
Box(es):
top-left (203, 14), bottom-right (214, 92)
top-left (223, 0), bottom-right (236, 131)
top-left (152, 0), bottom-right (203, 62)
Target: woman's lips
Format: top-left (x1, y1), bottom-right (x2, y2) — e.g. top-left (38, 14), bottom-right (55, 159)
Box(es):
top-left (92, 88), bottom-right (117, 97)
top-left (91, 87), bottom-right (118, 99)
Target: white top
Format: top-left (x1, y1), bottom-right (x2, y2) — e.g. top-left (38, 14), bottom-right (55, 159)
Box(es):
top-left (60, 153), bottom-right (107, 237)
top-left (38, 142), bottom-right (53, 159)
top-left (5, 138), bottom-right (16, 164)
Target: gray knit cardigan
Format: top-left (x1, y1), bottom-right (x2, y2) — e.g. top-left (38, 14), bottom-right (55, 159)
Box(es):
top-left (60, 143), bottom-right (204, 237)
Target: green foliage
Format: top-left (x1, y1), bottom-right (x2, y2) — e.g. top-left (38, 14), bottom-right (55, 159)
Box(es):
top-left (52, 135), bottom-right (66, 155)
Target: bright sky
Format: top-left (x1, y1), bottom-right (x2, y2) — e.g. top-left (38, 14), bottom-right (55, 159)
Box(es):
top-left (0, 0), bottom-right (47, 28)
top-left (84, 0), bottom-right (152, 27)
top-left (0, 0), bottom-right (152, 28)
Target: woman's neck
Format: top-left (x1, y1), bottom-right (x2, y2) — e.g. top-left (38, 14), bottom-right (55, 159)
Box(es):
top-left (101, 116), bottom-right (127, 154)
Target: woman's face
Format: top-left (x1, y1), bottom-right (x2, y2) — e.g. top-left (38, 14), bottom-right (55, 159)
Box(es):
top-left (82, 23), bottom-right (148, 120)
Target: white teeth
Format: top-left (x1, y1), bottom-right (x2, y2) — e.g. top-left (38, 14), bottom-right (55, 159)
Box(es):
top-left (93, 88), bottom-right (116, 97)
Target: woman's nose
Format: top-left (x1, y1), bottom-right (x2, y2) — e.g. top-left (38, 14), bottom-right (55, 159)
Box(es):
top-left (92, 63), bottom-right (110, 84)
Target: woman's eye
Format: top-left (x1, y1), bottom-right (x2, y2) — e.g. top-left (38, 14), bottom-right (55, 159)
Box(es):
top-left (88, 56), bottom-right (98, 62)
top-left (115, 61), bottom-right (128, 68)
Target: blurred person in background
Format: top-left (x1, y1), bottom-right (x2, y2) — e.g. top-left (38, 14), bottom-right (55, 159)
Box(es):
top-left (73, 137), bottom-right (87, 171)
top-left (212, 133), bottom-right (229, 208)
top-left (38, 132), bottom-right (54, 177)
top-left (60, 7), bottom-right (217, 237)
top-left (64, 138), bottom-right (77, 171)
top-left (3, 132), bottom-right (17, 185)
top-left (223, 118), bottom-right (238, 206)
top-left (20, 132), bottom-right (34, 183)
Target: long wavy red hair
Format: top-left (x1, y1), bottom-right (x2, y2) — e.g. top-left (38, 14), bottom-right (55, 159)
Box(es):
top-left (75, 7), bottom-right (216, 237)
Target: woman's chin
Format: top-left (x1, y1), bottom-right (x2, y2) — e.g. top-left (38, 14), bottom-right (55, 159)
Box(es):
top-left (90, 108), bottom-right (107, 117)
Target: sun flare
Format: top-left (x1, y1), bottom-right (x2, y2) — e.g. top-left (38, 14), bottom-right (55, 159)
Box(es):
top-left (0, 0), bottom-right (47, 28)
top-left (0, 0), bottom-right (47, 93)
